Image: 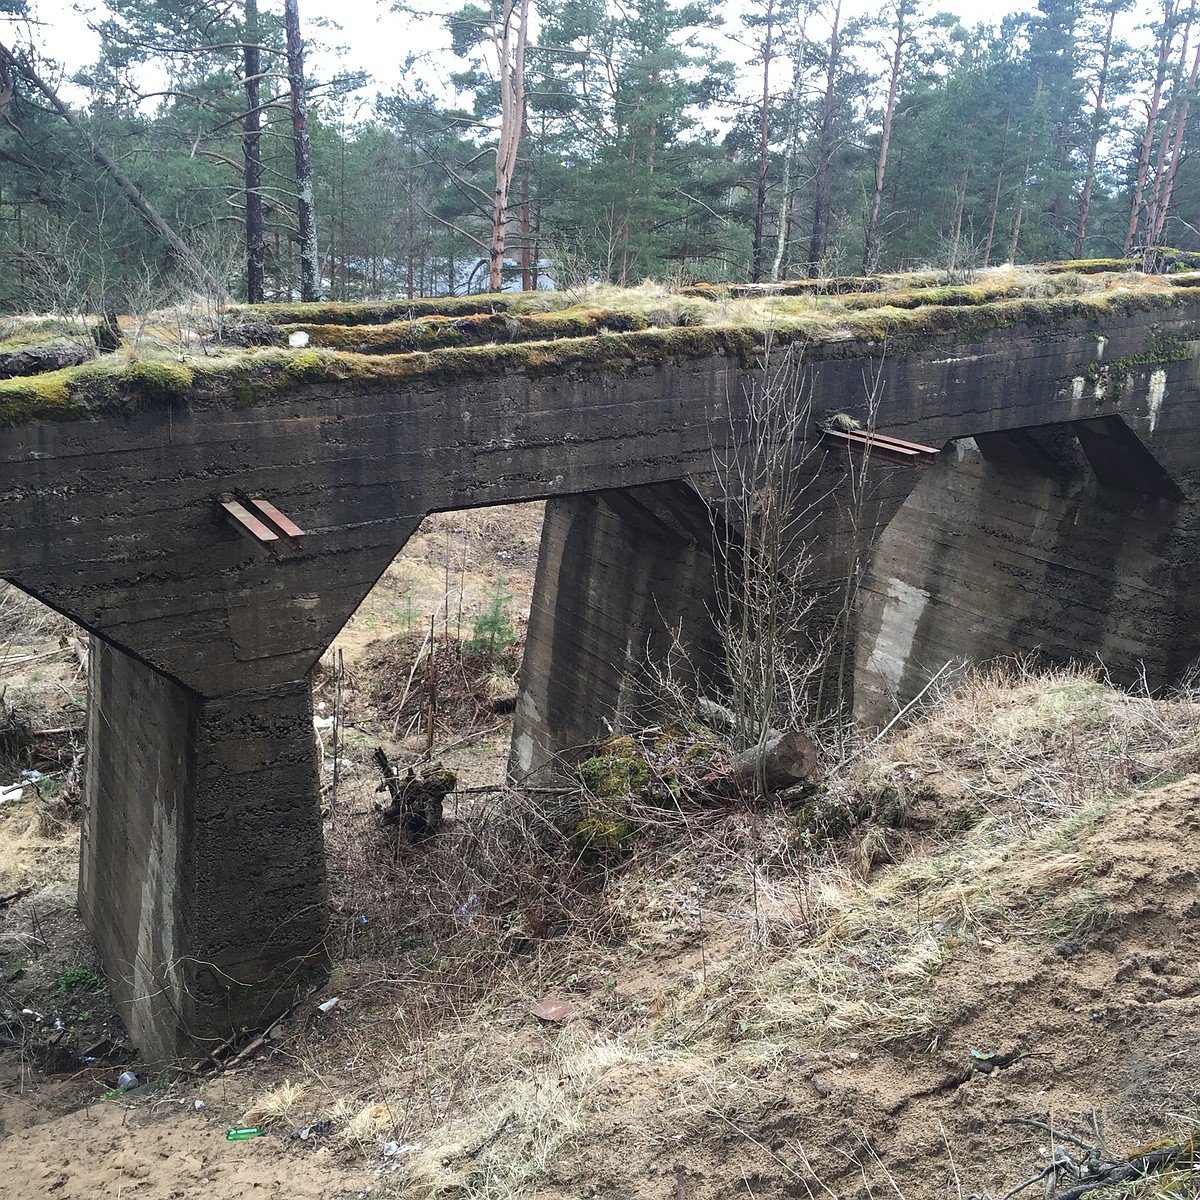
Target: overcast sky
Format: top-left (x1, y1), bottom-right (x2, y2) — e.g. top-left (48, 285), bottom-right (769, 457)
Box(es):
top-left (20, 0), bottom-right (1046, 116)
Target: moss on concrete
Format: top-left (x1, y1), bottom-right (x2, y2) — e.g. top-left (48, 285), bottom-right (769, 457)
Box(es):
top-left (225, 293), bottom-right (534, 327)
top-left (1084, 332), bottom-right (1194, 397)
top-left (287, 307), bottom-right (655, 355)
top-left (4, 270), bottom-right (1198, 425)
top-left (0, 356), bottom-right (195, 423)
top-left (0, 369), bottom-right (79, 424)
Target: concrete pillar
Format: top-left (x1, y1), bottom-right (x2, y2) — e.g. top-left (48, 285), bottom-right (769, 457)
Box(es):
top-left (511, 483), bottom-right (721, 779)
top-left (854, 428), bottom-right (1194, 725)
top-left (79, 638), bottom-right (326, 1062)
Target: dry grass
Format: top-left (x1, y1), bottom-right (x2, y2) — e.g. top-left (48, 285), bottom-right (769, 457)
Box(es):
top-left (4, 622), bottom-right (1191, 1198)
top-left (241, 1079), bottom-right (306, 1127)
top-left (307, 660), bottom-right (1200, 1196)
top-left (0, 584), bottom-right (73, 642)
top-left (394, 1032), bottom-right (634, 1198)
top-left (656, 661), bottom-right (1200, 1058)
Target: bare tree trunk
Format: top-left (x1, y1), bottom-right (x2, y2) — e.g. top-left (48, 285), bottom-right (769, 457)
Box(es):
top-left (284, 0), bottom-right (318, 301)
top-left (1143, 8), bottom-right (1192, 247)
top-left (1125, 0), bottom-right (1178, 254)
top-left (243, 0), bottom-right (265, 304)
top-left (1008, 158), bottom-right (1029, 263)
top-left (807, 0), bottom-right (842, 277)
top-left (1148, 26), bottom-right (1199, 245)
top-left (338, 119), bottom-right (347, 299)
top-left (1151, 37), bottom-right (1200, 244)
top-left (0, 41), bottom-right (223, 296)
top-left (1007, 76), bottom-right (1042, 265)
top-left (863, 0), bottom-right (908, 273)
top-left (489, 0), bottom-right (530, 293)
top-left (950, 166), bottom-right (970, 271)
top-left (519, 106), bottom-right (532, 291)
top-left (1075, 2), bottom-right (1118, 257)
top-left (752, 0), bottom-right (777, 283)
top-left (983, 112), bottom-right (1011, 266)
top-left (771, 5), bottom-right (809, 280)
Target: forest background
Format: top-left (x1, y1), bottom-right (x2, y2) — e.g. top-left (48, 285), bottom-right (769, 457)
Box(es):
top-left (0, 0), bottom-right (1198, 310)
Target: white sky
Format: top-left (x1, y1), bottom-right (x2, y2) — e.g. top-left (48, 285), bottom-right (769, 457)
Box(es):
top-left (18, 0), bottom-right (1052, 120)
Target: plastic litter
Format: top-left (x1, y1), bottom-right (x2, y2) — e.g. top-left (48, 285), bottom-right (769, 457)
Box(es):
top-left (291, 1119), bottom-right (332, 1141)
top-left (317, 996), bottom-right (340, 1014)
top-left (226, 1127), bottom-right (267, 1141)
top-left (117, 1071), bottom-right (139, 1090)
top-left (288, 331), bottom-right (310, 348)
top-left (382, 1140), bottom-right (421, 1158)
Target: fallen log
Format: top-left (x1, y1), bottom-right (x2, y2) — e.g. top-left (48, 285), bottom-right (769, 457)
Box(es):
top-left (0, 343), bottom-right (92, 380)
top-left (732, 729), bottom-right (820, 794)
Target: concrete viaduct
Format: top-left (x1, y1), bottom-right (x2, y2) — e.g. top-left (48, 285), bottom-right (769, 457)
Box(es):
top-left (2, 271), bottom-right (1198, 1061)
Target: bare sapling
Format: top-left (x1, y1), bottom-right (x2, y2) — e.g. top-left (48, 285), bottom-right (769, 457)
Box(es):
top-left (709, 339), bottom-right (834, 796)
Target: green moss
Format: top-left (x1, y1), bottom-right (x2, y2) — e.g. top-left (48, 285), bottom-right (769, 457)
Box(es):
top-left (0, 369), bottom-right (77, 424)
top-left (1044, 257), bottom-right (1137, 275)
top-left (572, 812), bottom-right (634, 855)
top-left (1084, 332), bottom-right (1193, 392)
top-left (4, 272), bottom-right (1197, 425)
top-left (124, 359), bottom-right (195, 399)
top-left (845, 282), bottom-right (1022, 311)
top-left (1046, 249), bottom-right (1200, 274)
top-left (579, 752), bottom-right (649, 799)
top-left (227, 293), bottom-right (531, 327)
top-left (684, 276), bottom-right (883, 299)
top-left (286, 306), bottom-right (660, 356)
top-left (793, 788), bottom-right (863, 850)
top-left (281, 349), bottom-right (328, 381)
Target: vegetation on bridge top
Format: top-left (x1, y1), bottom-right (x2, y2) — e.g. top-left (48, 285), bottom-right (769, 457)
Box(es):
top-left (1, 263), bottom-right (1199, 426)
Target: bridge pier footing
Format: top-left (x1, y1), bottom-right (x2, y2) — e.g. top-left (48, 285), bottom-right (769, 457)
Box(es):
top-left (511, 483), bottom-right (721, 780)
top-left (79, 639), bottom-right (328, 1062)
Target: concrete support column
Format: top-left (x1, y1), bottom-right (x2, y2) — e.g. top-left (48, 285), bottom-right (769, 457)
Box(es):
top-left (510, 483), bottom-right (721, 779)
top-left (80, 638), bottom-right (326, 1062)
top-left (854, 430), bottom-right (1193, 726)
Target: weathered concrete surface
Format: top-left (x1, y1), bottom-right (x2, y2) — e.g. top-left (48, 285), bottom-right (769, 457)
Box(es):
top-left (854, 425), bottom-right (1195, 723)
top-left (80, 640), bottom-right (326, 1060)
top-left (512, 482), bottom-right (724, 780)
top-left (1, 290), bottom-right (1198, 1057)
top-left (852, 334), bottom-right (1200, 725)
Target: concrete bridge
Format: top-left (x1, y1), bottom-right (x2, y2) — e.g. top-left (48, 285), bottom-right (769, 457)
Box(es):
top-left (2, 270), bottom-right (1198, 1060)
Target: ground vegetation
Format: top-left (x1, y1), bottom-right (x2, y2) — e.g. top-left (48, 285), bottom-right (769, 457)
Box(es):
top-left (1, 504), bottom-right (1199, 1198)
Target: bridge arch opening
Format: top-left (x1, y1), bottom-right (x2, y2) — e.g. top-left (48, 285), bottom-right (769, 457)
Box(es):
top-left (854, 416), bottom-right (1193, 726)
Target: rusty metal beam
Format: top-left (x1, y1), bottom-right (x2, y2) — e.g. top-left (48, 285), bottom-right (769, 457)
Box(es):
top-left (220, 499), bottom-right (279, 546)
top-left (249, 498), bottom-right (306, 544)
top-left (821, 427), bottom-right (939, 466)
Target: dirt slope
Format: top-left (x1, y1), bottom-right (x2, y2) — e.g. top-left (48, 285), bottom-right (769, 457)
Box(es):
top-left (527, 777), bottom-right (1200, 1200)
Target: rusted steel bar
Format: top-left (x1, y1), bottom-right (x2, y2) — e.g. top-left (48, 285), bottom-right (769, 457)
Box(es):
top-left (249, 498), bottom-right (306, 540)
top-left (220, 499), bottom-right (279, 544)
top-left (821, 426), bottom-right (939, 465)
